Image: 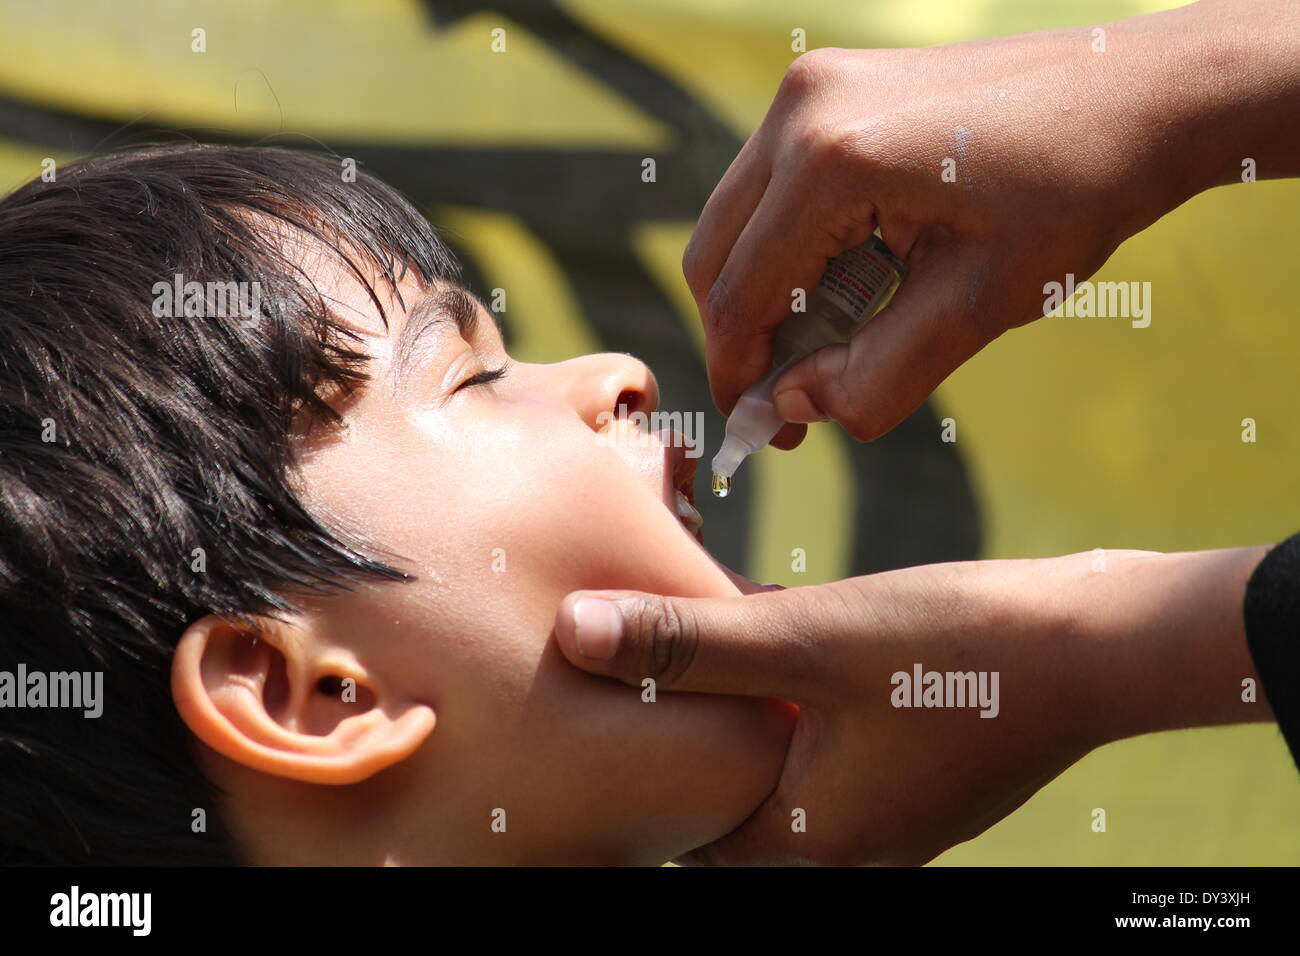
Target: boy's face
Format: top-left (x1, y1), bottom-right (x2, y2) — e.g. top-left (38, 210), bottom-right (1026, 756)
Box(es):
top-left (179, 248), bottom-right (795, 865)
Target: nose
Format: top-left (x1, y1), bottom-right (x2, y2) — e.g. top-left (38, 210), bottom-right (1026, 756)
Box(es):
top-left (544, 353), bottom-right (659, 431)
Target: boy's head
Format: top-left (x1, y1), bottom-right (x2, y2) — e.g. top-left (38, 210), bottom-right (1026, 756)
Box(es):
top-left (0, 144), bottom-right (793, 865)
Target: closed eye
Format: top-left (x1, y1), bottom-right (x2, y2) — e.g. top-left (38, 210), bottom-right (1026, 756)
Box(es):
top-left (458, 365), bottom-right (508, 391)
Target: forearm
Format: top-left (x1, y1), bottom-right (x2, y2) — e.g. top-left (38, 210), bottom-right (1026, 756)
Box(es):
top-left (1045, 546), bottom-right (1274, 749)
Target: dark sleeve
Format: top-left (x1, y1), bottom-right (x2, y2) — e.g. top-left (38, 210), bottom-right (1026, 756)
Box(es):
top-left (1242, 532), bottom-right (1300, 772)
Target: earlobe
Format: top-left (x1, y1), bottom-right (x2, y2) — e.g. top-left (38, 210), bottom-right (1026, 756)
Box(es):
top-left (171, 614), bottom-right (435, 785)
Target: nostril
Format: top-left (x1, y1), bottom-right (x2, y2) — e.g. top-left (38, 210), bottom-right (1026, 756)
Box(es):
top-left (615, 389), bottom-right (642, 418)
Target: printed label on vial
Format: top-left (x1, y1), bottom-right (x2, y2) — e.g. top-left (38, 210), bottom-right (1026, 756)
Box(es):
top-left (819, 246), bottom-right (894, 320)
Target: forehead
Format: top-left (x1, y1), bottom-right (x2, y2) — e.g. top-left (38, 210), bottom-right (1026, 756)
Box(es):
top-left (296, 244), bottom-right (499, 348)
top-left (294, 245), bottom-right (422, 339)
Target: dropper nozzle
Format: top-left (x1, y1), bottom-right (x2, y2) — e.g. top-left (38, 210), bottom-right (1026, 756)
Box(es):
top-left (708, 374), bottom-right (786, 496)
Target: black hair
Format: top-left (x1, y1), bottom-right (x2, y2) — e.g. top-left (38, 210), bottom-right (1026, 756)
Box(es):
top-left (0, 142), bottom-right (460, 864)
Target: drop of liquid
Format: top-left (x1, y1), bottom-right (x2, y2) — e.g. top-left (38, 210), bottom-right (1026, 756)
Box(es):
top-left (711, 473), bottom-right (731, 498)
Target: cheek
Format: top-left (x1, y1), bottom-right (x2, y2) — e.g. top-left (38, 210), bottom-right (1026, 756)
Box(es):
top-left (304, 397), bottom-right (732, 674)
top-left (462, 413), bottom-right (705, 599)
top-left (307, 396), bottom-right (692, 588)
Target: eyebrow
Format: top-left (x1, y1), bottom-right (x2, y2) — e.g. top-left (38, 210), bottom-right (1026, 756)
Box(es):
top-left (391, 286), bottom-right (499, 387)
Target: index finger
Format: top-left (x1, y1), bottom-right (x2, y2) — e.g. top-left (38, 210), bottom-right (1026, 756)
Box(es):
top-left (682, 127), bottom-right (771, 314)
top-left (701, 166), bottom-right (874, 416)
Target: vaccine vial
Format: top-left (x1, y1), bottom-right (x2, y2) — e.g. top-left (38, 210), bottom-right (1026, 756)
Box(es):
top-left (710, 234), bottom-right (906, 495)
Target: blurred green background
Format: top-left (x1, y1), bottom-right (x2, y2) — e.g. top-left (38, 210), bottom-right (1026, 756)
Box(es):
top-left (0, 0), bottom-right (1295, 864)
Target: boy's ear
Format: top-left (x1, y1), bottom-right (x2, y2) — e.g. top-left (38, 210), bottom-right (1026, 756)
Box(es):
top-left (171, 614), bottom-right (435, 785)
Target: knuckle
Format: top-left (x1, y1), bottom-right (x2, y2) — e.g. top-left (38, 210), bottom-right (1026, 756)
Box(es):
top-left (681, 236), bottom-right (709, 300)
top-left (788, 123), bottom-right (875, 186)
top-left (827, 125), bottom-right (880, 169)
top-left (837, 125), bottom-right (888, 173)
top-left (780, 47), bottom-right (842, 99)
top-left (791, 122), bottom-right (836, 167)
top-left (703, 271), bottom-right (743, 337)
top-left (626, 597), bottom-right (699, 686)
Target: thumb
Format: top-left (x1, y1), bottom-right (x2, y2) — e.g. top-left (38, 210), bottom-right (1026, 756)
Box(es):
top-left (771, 252), bottom-right (996, 442)
top-left (553, 588), bottom-right (825, 701)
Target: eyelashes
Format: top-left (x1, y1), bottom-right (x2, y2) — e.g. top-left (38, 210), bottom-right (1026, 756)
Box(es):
top-left (458, 364), bottom-right (508, 391)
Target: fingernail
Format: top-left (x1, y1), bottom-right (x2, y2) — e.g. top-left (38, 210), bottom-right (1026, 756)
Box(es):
top-left (773, 387), bottom-right (826, 423)
top-left (572, 598), bottom-right (622, 661)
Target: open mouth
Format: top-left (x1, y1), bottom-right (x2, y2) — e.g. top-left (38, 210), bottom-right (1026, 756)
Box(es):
top-left (600, 416), bottom-right (705, 542)
top-left (665, 435), bottom-right (704, 541)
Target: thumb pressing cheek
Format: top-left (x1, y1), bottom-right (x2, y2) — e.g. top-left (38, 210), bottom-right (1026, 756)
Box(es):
top-left (566, 596), bottom-right (625, 663)
top-left (554, 588), bottom-right (716, 693)
top-left (555, 592), bottom-right (627, 669)
top-left (555, 586), bottom-right (817, 700)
